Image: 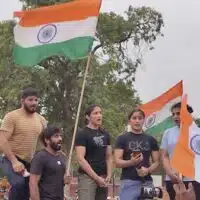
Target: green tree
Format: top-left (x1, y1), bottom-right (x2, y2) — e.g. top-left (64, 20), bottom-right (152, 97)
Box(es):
top-left (0, 21), bottom-right (34, 116)
top-left (0, 0), bottom-right (164, 153)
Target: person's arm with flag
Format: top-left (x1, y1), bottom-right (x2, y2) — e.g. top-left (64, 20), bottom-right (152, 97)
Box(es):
top-left (170, 95), bottom-right (200, 200)
top-left (160, 130), bottom-right (180, 184)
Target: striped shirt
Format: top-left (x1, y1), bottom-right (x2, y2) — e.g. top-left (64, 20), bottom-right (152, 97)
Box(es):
top-left (0, 108), bottom-right (46, 162)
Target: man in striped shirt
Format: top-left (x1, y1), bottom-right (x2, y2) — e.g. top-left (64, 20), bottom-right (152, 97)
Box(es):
top-left (0, 87), bottom-right (46, 200)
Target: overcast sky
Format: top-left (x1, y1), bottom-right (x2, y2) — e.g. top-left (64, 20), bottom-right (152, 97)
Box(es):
top-left (2, 0), bottom-right (200, 116)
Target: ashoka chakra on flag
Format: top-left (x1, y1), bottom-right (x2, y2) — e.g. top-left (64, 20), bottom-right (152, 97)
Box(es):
top-left (13, 0), bottom-right (102, 66)
top-left (145, 113), bottom-right (156, 129)
top-left (37, 24), bottom-right (57, 44)
top-left (139, 81), bottom-right (183, 136)
top-left (190, 135), bottom-right (200, 155)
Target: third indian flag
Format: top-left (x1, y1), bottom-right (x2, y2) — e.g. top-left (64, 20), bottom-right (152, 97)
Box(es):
top-left (171, 95), bottom-right (200, 182)
top-left (13, 0), bottom-right (102, 66)
top-left (139, 81), bottom-right (183, 137)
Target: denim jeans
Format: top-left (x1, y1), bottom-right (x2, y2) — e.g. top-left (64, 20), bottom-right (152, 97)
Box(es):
top-left (0, 156), bottom-right (30, 200)
top-left (119, 180), bottom-right (153, 200)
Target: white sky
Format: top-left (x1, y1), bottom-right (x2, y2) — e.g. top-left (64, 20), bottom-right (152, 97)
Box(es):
top-left (1, 0), bottom-right (200, 117)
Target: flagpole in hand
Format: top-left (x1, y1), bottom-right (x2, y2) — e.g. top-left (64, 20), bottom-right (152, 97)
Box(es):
top-left (66, 52), bottom-right (93, 176)
top-left (178, 119), bottom-right (183, 182)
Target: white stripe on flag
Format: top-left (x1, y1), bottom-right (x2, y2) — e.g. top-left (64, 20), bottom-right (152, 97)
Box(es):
top-left (144, 96), bottom-right (181, 130)
top-left (189, 123), bottom-right (200, 183)
top-left (14, 17), bottom-right (98, 48)
top-left (195, 155), bottom-right (200, 183)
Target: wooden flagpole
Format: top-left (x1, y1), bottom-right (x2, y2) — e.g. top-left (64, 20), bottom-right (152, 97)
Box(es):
top-left (66, 52), bottom-right (92, 176)
top-left (178, 120), bottom-right (183, 181)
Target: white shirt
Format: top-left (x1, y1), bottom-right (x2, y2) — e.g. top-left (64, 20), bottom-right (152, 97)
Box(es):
top-left (160, 126), bottom-right (192, 181)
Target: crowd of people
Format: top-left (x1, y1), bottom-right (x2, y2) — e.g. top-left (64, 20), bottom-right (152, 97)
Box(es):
top-left (0, 87), bottom-right (198, 200)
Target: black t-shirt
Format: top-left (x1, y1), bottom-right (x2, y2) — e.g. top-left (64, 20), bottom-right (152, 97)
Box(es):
top-left (30, 149), bottom-right (66, 200)
top-left (115, 132), bottom-right (159, 181)
top-left (75, 127), bottom-right (111, 176)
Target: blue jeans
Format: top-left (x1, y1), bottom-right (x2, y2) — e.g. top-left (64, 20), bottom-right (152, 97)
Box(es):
top-left (0, 156), bottom-right (30, 200)
top-left (119, 180), bottom-right (153, 200)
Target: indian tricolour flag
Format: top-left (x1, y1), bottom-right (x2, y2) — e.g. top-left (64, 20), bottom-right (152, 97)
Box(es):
top-left (13, 0), bottom-right (102, 66)
top-left (171, 94), bottom-right (200, 182)
top-left (139, 81), bottom-right (183, 137)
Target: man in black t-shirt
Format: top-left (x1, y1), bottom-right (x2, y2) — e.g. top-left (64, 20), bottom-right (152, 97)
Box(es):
top-left (29, 126), bottom-right (68, 200)
top-left (115, 109), bottom-right (160, 200)
top-left (75, 105), bottom-right (112, 200)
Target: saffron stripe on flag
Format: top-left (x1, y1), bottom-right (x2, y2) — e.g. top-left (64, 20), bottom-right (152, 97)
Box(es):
top-left (140, 81), bottom-right (183, 116)
top-left (171, 95), bottom-right (196, 180)
top-left (14, 0), bottom-right (101, 27)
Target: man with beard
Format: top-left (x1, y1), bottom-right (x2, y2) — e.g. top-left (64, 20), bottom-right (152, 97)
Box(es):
top-left (29, 125), bottom-right (67, 200)
top-left (0, 87), bottom-right (46, 200)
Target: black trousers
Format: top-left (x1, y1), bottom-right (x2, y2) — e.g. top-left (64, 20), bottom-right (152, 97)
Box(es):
top-left (165, 181), bottom-right (200, 200)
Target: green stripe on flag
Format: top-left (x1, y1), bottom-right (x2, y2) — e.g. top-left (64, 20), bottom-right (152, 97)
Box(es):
top-left (13, 36), bottom-right (94, 67)
top-left (146, 116), bottom-right (175, 136)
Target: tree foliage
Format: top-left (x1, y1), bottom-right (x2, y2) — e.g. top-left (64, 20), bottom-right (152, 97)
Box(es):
top-left (0, 0), bottom-right (164, 158)
top-left (195, 118), bottom-right (200, 127)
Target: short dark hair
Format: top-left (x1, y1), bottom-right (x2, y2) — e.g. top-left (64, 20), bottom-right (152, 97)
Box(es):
top-left (128, 109), bottom-right (145, 120)
top-left (40, 125), bottom-right (60, 147)
top-left (171, 102), bottom-right (193, 114)
top-left (21, 87), bottom-right (39, 99)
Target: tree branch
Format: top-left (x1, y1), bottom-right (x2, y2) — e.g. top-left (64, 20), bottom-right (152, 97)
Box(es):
top-left (92, 30), bottom-right (133, 55)
top-left (118, 30), bottom-right (133, 44)
top-left (92, 43), bottom-right (103, 54)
